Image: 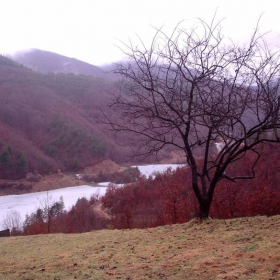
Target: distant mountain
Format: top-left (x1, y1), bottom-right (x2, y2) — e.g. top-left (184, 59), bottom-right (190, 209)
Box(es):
top-left (7, 49), bottom-right (110, 78)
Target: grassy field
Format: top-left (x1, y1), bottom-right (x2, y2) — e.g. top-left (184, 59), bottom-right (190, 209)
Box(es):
top-left (0, 215), bottom-right (279, 280)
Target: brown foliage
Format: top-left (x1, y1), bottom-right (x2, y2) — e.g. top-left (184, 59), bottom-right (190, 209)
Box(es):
top-left (23, 194), bottom-right (109, 235)
top-left (102, 167), bottom-right (197, 229)
top-left (102, 145), bottom-right (280, 229)
top-left (21, 146), bottom-right (280, 234)
top-left (211, 143), bottom-right (280, 218)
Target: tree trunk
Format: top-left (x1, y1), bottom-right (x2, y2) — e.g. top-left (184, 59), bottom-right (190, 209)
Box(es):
top-left (192, 182), bottom-right (212, 219)
top-left (199, 196), bottom-right (211, 219)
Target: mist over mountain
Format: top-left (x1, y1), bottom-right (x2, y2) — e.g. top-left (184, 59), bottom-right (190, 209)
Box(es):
top-left (7, 49), bottom-right (114, 79)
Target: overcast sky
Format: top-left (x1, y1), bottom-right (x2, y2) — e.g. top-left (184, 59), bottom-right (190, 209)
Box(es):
top-left (0, 0), bottom-right (279, 66)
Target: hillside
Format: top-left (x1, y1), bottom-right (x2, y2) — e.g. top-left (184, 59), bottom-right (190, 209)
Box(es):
top-left (0, 215), bottom-right (279, 279)
top-left (7, 49), bottom-right (110, 78)
top-left (0, 55), bottom-right (129, 178)
top-left (0, 54), bottom-right (175, 182)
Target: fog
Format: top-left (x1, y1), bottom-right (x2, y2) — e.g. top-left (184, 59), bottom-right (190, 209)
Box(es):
top-left (1, 1), bottom-right (278, 66)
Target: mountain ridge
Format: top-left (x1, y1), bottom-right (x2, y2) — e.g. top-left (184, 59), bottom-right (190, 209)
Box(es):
top-left (7, 48), bottom-right (113, 78)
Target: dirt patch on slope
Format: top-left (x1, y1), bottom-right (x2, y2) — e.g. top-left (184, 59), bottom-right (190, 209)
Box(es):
top-left (82, 159), bottom-right (124, 174)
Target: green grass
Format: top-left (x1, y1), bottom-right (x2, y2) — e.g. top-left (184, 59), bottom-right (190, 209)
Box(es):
top-left (0, 215), bottom-right (280, 279)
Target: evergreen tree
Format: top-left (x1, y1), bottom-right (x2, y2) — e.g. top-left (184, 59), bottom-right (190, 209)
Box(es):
top-left (17, 152), bottom-right (28, 174)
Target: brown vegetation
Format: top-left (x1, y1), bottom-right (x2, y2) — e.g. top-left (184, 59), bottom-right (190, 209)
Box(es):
top-left (101, 144), bottom-right (280, 229)
top-left (18, 143), bottom-right (280, 235)
top-left (0, 215), bottom-right (279, 279)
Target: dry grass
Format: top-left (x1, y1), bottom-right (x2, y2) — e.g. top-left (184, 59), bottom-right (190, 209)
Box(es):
top-left (0, 215), bottom-right (280, 280)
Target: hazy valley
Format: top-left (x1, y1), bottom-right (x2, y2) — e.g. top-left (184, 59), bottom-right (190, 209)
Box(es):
top-left (0, 50), bottom-right (180, 194)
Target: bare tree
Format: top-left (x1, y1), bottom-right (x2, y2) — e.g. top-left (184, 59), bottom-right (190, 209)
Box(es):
top-left (107, 17), bottom-right (280, 218)
top-left (24, 193), bottom-right (65, 233)
top-left (37, 194), bottom-right (65, 233)
top-left (1, 210), bottom-right (22, 235)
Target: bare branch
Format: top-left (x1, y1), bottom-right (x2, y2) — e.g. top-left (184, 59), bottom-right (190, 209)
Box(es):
top-left (106, 15), bottom-right (280, 218)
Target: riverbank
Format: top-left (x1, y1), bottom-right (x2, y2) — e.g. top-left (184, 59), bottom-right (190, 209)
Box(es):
top-left (0, 184), bottom-right (108, 225)
top-left (0, 159), bottom-right (124, 196)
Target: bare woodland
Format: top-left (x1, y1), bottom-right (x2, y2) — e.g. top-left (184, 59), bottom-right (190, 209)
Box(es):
top-left (108, 17), bottom-right (280, 218)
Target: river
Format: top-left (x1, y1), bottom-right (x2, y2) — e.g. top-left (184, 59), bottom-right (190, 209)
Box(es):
top-left (0, 164), bottom-right (184, 229)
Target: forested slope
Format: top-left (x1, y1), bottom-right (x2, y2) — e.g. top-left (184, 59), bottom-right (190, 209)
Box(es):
top-left (0, 55), bottom-right (131, 178)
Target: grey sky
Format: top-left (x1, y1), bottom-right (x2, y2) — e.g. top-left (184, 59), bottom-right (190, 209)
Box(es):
top-left (0, 0), bottom-right (279, 66)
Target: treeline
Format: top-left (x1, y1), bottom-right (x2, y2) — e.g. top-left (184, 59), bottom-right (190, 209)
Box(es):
top-left (2, 194), bottom-right (109, 236)
top-left (101, 144), bottom-right (280, 229)
top-left (23, 195), bottom-right (108, 235)
top-left (4, 144), bottom-right (279, 235)
top-left (0, 146), bottom-right (28, 179)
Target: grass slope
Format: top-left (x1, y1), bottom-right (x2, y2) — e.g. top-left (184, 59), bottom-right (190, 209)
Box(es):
top-left (0, 216), bottom-right (279, 280)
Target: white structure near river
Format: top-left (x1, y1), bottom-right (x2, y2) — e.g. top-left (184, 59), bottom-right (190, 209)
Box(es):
top-left (0, 164), bottom-right (184, 229)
